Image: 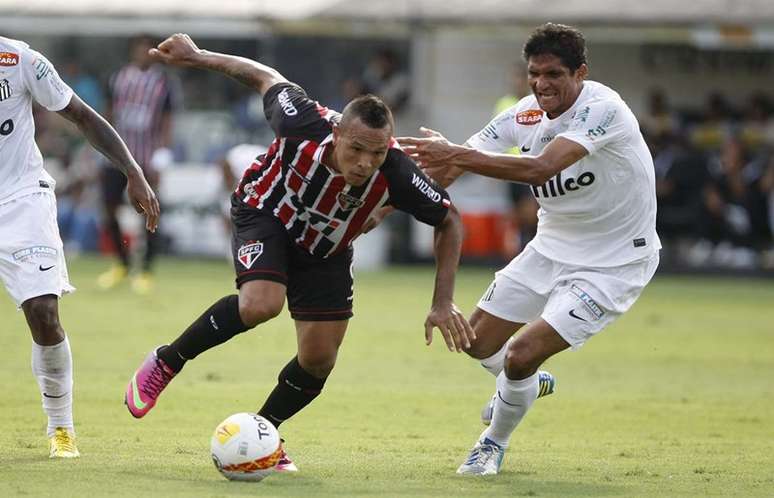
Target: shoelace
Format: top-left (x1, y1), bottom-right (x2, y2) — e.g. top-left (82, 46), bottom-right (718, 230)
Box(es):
top-left (53, 431), bottom-right (76, 452)
top-left (141, 361), bottom-right (173, 398)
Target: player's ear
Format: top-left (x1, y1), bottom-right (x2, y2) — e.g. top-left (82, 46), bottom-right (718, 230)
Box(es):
top-left (575, 64), bottom-right (588, 81)
top-left (332, 122), bottom-right (340, 145)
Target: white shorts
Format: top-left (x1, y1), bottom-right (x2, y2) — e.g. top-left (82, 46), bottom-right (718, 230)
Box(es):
top-left (0, 192), bottom-right (74, 308)
top-left (478, 246), bottom-right (659, 350)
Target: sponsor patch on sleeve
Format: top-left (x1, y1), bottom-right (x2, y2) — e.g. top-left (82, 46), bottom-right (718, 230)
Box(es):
top-left (0, 52), bottom-right (18, 66)
top-left (516, 109), bottom-right (543, 126)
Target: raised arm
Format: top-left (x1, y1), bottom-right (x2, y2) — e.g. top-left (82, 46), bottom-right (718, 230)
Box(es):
top-left (57, 94), bottom-right (160, 231)
top-left (149, 33), bottom-right (287, 96)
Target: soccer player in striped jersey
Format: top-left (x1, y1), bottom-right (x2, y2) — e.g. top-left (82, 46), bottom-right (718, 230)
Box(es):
top-left (97, 36), bottom-right (180, 294)
top-left (125, 34), bottom-right (473, 471)
top-left (0, 36), bottom-right (159, 458)
top-left (400, 23), bottom-right (660, 475)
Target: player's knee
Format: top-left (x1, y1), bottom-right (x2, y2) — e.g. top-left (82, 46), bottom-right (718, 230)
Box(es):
top-left (23, 297), bottom-right (64, 343)
top-left (503, 344), bottom-right (540, 380)
top-left (238, 294), bottom-right (283, 328)
top-left (298, 351), bottom-right (337, 379)
top-left (464, 340), bottom-right (498, 360)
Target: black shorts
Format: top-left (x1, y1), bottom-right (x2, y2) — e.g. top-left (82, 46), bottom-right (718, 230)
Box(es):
top-left (101, 167), bottom-right (128, 206)
top-left (101, 164), bottom-right (156, 206)
top-left (230, 195), bottom-right (353, 322)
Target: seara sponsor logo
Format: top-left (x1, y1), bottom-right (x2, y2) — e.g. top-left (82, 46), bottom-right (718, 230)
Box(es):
top-left (0, 52), bottom-right (19, 66)
top-left (516, 109), bottom-right (543, 126)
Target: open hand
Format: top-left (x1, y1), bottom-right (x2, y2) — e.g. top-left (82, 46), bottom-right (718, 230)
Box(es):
top-left (424, 302), bottom-right (476, 353)
top-left (398, 127), bottom-right (457, 183)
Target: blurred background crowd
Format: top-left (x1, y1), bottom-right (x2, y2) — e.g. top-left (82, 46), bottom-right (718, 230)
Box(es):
top-left (7, 0), bottom-right (774, 275)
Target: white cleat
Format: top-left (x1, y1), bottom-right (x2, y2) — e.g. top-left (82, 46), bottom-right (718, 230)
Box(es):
top-left (456, 438), bottom-right (504, 476)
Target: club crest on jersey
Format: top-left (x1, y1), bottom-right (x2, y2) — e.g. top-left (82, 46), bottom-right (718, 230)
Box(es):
top-left (0, 52), bottom-right (18, 66)
top-left (237, 242), bottom-right (263, 269)
top-left (0, 79), bottom-right (10, 102)
top-left (337, 192), bottom-right (364, 211)
top-left (516, 109), bottom-right (543, 126)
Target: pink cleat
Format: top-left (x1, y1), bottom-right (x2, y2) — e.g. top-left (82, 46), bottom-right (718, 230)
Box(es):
top-left (125, 347), bottom-right (176, 418)
top-left (274, 442), bottom-right (298, 472)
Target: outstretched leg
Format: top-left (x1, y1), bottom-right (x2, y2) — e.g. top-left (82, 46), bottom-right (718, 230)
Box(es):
top-left (125, 280), bottom-right (285, 418)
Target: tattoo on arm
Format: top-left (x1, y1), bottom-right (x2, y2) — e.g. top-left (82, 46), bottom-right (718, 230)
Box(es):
top-left (198, 51), bottom-right (285, 95)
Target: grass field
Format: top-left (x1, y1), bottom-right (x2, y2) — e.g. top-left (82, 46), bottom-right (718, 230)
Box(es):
top-left (1, 256), bottom-right (773, 497)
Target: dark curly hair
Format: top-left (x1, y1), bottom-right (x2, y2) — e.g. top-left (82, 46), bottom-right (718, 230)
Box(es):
top-left (523, 23), bottom-right (587, 73)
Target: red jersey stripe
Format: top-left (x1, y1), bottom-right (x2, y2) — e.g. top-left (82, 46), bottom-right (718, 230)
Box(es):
top-left (299, 226), bottom-right (320, 250)
top-left (277, 202), bottom-right (295, 225)
top-left (315, 175), bottom-right (346, 215)
top-left (333, 173), bottom-right (388, 254)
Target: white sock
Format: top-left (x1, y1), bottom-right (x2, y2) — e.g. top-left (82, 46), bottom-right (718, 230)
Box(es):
top-left (31, 337), bottom-right (74, 437)
top-left (481, 371), bottom-right (539, 448)
top-left (479, 337), bottom-right (513, 377)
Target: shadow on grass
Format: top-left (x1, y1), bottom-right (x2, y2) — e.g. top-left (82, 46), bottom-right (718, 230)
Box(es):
top-left (115, 468), bottom-right (624, 497)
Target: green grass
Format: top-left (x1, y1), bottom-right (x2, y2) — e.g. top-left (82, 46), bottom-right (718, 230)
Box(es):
top-left (1, 256), bottom-right (773, 497)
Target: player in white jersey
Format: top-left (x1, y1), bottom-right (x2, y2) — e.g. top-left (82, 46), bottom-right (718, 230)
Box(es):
top-left (399, 23), bottom-right (660, 475)
top-left (0, 37), bottom-right (159, 457)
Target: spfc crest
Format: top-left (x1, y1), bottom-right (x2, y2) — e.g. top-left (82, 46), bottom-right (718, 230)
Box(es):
top-left (337, 192), bottom-right (364, 211)
top-left (237, 241), bottom-right (263, 269)
top-left (0, 79), bottom-right (11, 102)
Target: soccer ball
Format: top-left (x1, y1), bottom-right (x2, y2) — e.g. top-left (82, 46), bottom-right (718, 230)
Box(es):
top-left (210, 413), bottom-right (282, 482)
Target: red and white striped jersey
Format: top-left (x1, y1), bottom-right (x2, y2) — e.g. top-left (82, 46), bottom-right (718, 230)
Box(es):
top-left (108, 64), bottom-right (179, 168)
top-left (236, 83), bottom-right (451, 258)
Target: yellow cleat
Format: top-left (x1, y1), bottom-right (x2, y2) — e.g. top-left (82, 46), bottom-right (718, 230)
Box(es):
top-left (96, 265), bottom-right (128, 290)
top-left (131, 272), bottom-right (154, 295)
top-left (49, 427), bottom-right (80, 458)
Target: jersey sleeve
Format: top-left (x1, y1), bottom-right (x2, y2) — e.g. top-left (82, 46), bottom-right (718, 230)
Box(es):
top-left (466, 106), bottom-right (520, 153)
top-left (382, 150), bottom-right (451, 227)
top-left (263, 82), bottom-right (328, 139)
top-left (557, 98), bottom-right (631, 155)
top-left (21, 48), bottom-right (73, 112)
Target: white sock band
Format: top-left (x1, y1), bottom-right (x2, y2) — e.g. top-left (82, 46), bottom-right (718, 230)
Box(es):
top-left (481, 371), bottom-right (539, 448)
top-left (479, 337), bottom-right (513, 377)
top-left (31, 337), bottom-right (74, 437)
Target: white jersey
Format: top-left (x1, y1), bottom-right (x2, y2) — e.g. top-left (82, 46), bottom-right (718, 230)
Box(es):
top-left (467, 80), bottom-right (660, 267)
top-left (0, 37), bottom-right (73, 205)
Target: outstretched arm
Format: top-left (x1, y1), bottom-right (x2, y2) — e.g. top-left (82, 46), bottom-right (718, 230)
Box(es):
top-left (400, 131), bottom-right (587, 186)
top-left (149, 33), bottom-right (287, 96)
top-left (57, 94), bottom-right (160, 231)
top-left (424, 205), bottom-right (475, 352)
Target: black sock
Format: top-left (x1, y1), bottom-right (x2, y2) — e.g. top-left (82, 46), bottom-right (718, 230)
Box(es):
top-left (258, 357), bottom-right (327, 428)
top-left (143, 228), bottom-right (160, 272)
top-left (158, 295), bottom-right (248, 372)
top-left (106, 217), bottom-right (130, 267)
